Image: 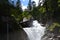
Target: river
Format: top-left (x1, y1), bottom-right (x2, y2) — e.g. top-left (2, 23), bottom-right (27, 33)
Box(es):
top-left (23, 20), bottom-right (46, 40)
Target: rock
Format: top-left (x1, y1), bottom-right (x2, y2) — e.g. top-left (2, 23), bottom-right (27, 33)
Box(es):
top-left (0, 29), bottom-right (29, 40)
top-left (20, 17), bottom-right (34, 28)
top-left (20, 21), bottom-right (33, 28)
top-left (0, 16), bottom-right (29, 40)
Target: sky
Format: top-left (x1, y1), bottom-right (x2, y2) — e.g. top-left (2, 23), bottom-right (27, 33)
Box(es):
top-left (9, 0), bottom-right (41, 10)
top-left (21, 0), bottom-right (40, 10)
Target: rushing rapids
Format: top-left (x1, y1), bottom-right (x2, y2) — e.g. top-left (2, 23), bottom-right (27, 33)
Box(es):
top-left (23, 20), bottom-right (46, 40)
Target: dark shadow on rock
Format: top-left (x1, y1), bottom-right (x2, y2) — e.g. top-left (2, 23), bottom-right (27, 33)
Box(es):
top-left (0, 29), bottom-right (29, 40)
top-left (0, 16), bottom-right (29, 40)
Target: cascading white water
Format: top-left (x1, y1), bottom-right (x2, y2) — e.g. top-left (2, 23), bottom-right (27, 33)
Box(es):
top-left (23, 20), bottom-right (46, 40)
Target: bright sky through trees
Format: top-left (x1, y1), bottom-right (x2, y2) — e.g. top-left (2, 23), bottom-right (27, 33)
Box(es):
top-left (9, 0), bottom-right (42, 10)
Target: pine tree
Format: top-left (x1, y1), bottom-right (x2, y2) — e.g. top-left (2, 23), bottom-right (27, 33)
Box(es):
top-left (27, 0), bottom-right (32, 11)
top-left (16, 0), bottom-right (22, 15)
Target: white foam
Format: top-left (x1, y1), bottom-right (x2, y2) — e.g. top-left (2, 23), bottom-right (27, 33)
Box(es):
top-left (23, 20), bottom-right (46, 40)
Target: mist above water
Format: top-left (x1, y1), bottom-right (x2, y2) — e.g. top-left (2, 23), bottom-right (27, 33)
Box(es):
top-left (23, 20), bottom-right (46, 40)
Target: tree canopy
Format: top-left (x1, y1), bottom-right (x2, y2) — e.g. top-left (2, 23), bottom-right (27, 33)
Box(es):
top-left (0, 0), bottom-right (60, 33)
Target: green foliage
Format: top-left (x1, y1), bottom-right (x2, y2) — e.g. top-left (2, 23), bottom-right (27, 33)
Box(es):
top-left (48, 23), bottom-right (60, 31)
top-left (0, 0), bottom-right (60, 31)
top-left (22, 11), bottom-right (31, 19)
top-left (31, 7), bottom-right (41, 21)
top-left (42, 0), bottom-right (60, 33)
top-left (39, 7), bottom-right (46, 13)
top-left (10, 7), bottom-right (23, 22)
top-left (58, 0), bottom-right (60, 7)
top-left (10, 0), bottom-right (23, 22)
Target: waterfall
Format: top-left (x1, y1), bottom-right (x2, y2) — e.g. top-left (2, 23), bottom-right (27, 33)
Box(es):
top-left (23, 20), bottom-right (46, 40)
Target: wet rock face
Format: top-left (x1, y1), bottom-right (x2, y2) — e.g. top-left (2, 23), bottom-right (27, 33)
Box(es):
top-left (53, 26), bottom-right (60, 34)
top-left (42, 30), bottom-right (60, 40)
top-left (0, 16), bottom-right (19, 33)
top-left (0, 16), bottom-right (29, 40)
top-left (0, 29), bottom-right (29, 40)
top-left (20, 20), bottom-right (33, 28)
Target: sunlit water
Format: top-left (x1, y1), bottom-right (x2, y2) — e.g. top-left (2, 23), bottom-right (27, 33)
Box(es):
top-left (23, 20), bottom-right (46, 40)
